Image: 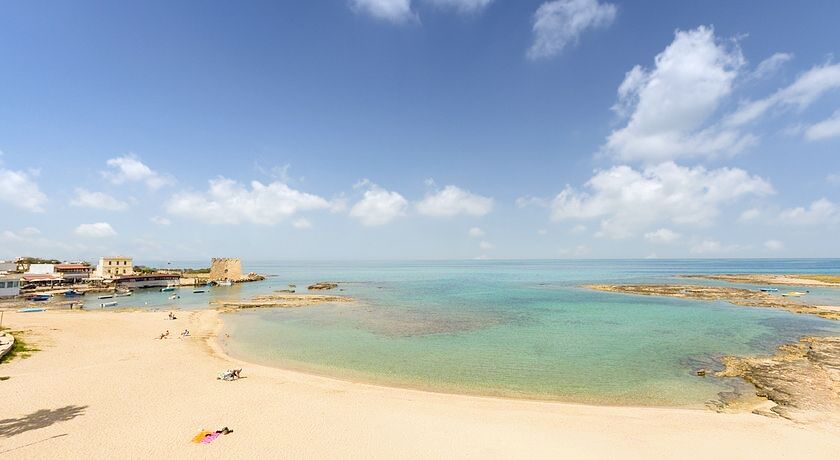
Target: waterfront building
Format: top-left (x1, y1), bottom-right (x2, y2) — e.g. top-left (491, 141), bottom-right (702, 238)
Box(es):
top-left (0, 275), bottom-right (21, 297)
top-left (95, 256), bottom-right (134, 278)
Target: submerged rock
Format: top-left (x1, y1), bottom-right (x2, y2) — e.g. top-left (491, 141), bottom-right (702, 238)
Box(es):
top-left (307, 282), bottom-right (338, 291)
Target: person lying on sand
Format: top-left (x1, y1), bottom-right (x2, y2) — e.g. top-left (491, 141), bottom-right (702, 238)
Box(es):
top-left (217, 368), bottom-right (243, 381)
top-left (180, 329), bottom-right (190, 337)
top-left (167, 312), bottom-right (177, 320)
top-left (159, 330), bottom-right (170, 339)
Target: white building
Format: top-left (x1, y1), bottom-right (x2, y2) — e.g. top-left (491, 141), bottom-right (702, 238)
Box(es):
top-left (0, 276), bottom-right (21, 298)
top-left (0, 261), bottom-right (16, 274)
top-left (26, 264), bottom-right (55, 275)
top-left (95, 256), bottom-right (134, 279)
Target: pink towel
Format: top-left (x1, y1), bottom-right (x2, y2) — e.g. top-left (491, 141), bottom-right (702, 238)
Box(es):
top-left (200, 432), bottom-right (221, 444)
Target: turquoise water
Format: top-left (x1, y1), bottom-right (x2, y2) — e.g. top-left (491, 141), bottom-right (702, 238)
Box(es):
top-left (120, 259), bottom-right (840, 406)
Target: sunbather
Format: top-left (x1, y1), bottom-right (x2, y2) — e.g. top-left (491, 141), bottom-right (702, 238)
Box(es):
top-left (159, 330), bottom-right (170, 339)
top-left (181, 329), bottom-right (190, 337)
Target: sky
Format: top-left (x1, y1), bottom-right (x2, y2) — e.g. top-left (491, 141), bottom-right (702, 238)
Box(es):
top-left (1, 0), bottom-right (839, 261)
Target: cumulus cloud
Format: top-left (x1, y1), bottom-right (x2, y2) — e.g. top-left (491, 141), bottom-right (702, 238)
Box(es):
top-left (349, 181), bottom-right (408, 226)
top-left (468, 227), bottom-right (485, 237)
top-left (166, 177), bottom-right (331, 225)
top-left (102, 154), bottom-right (174, 190)
top-left (726, 62), bottom-right (840, 127)
top-left (74, 222), bottom-right (117, 238)
top-left (293, 218), bottom-right (313, 229)
top-left (605, 26), bottom-right (752, 163)
top-left (738, 208), bottom-right (761, 222)
top-left (550, 162), bottom-right (773, 239)
top-left (0, 154), bottom-right (48, 212)
top-left (479, 240), bottom-right (494, 250)
top-left (416, 185), bottom-right (493, 217)
top-left (150, 216), bottom-right (171, 226)
top-left (644, 228), bottom-right (680, 243)
top-left (804, 110), bottom-right (840, 141)
top-left (690, 240), bottom-right (738, 255)
top-left (527, 0), bottom-right (616, 60)
top-left (764, 239), bottom-right (784, 251)
top-left (350, 0), bottom-right (416, 23)
top-left (70, 188), bottom-right (128, 211)
top-left (779, 198), bottom-right (838, 225)
top-left (425, 0), bottom-right (493, 13)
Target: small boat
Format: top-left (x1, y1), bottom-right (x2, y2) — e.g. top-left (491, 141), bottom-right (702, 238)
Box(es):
top-left (63, 290), bottom-right (84, 297)
top-left (216, 280), bottom-right (233, 287)
top-left (115, 292), bottom-right (133, 297)
top-left (759, 288), bottom-right (779, 292)
top-left (98, 294), bottom-right (114, 299)
top-left (193, 289), bottom-right (206, 294)
top-left (168, 294), bottom-right (180, 300)
top-left (18, 307), bottom-right (46, 313)
top-left (160, 286), bottom-right (176, 292)
top-left (30, 294), bottom-right (51, 302)
top-left (782, 291), bottom-right (807, 297)
top-left (100, 301), bottom-right (118, 308)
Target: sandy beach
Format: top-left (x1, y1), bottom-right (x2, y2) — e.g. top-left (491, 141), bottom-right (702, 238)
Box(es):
top-left (0, 309), bottom-right (838, 459)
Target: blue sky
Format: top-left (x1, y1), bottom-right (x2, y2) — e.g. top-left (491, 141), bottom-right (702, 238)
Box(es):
top-left (1, 0), bottom-right (838, 261)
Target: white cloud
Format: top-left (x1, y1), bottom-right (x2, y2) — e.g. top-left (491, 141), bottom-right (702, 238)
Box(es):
top-left (738, 208), bottom-right (761, 222)
top-left (764, 239), bottom-right (784, 251)
top-left (468, 227), bottom-right (485, 237)
top-left (74, 222), bottom-right (117, 238)
top-left (515, 196), bottom-right (549, 208)
top-left (550, 162), bottom-right (773, 239)
top-left (537, 229), bottom-right (549, 236)
top-left (293, 218), bottom-right (313, 229)
top-left (0, 227), bottom-right (77, 256)
top-left (70, 188), bottom-right (128, 211)
top-left (166, 177), bottom-right (331, 225)
top-left (690, 240), bottom-right (726, 254)
top-left (0, 157), bottom-right (48, 212)
top-left (748, 52), bottom-right (793, 81)
top-left (349, 181), bottom-right (408, 226)
top-left (416, 185), bottom-right (493, 217)
top-left (425, 0), bottom-right (493, 13)
top-left (479, 240), bottom-right (494, 250)
top-left (102, 154), bottom-right (174, 190)
top-left (605, 26), bottom-right (751, 163)
top-left (804, 110), bottom-right (840, 141)
top-left (644, 228), bottom-right (680, 243)
top-left (527, 0), bottom-right (616, 60)
top-left (779, 198), bottom-right (839, 225)
top-left (569, 224), bottom-right (587, 234)
top-left (828, 174), bottom-right (840, 185)
top-left (727, 62), bottom-right (840, 127)
top-left (150, 216), bottom-right (171, 226)
top-left (350, 0), bottom-right (416, 23)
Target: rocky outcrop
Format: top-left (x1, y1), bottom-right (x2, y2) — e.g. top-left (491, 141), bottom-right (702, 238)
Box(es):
top-left (716, 336), bottom-right (840, 424)
top-left (681, 274), bottom-right (840, 287)
top-left (307, 282), bottom-right (338, 291)
top-left (584, 284), bottom-right (840, 320)
top-left (212, 293), bottom-right (351, 310)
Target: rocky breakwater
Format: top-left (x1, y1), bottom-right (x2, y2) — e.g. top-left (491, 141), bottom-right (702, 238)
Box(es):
top-left (717, 336), bottom-right (840, 425)
top-left (211, 293), bottom-right (352, 311)
top-left (307, 282), bottom-right (338, 290)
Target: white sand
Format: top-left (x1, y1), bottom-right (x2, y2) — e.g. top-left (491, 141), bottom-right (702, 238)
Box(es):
top-left (1, 309), bottom-right (838, 459)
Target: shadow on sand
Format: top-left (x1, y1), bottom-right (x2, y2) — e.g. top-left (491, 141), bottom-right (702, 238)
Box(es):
top-left (0, 405), bottom-right (88, 437)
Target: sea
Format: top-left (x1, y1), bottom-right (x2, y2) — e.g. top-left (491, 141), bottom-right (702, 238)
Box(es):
top-left (86, 259), bottom-right (840, 407)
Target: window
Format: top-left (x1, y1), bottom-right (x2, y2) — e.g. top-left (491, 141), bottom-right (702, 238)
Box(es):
top-left (108, 261), bottom-right (112, 266)
top-left (0, 282), bottom-right (5, 288)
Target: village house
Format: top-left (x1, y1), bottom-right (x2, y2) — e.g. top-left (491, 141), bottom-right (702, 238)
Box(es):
top-left (95, 256), bottom-right (134, 279)
top-left (0, 275), bottom-right (21, 298)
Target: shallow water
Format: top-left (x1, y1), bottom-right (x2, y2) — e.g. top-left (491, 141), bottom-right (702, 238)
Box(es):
top-left (201, 259), bottom-right (840, 407)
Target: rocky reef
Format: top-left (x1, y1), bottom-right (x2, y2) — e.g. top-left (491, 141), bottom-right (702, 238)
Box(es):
top-left (681, 273), bottom-right (840, 287)
top-left (307, 282), bottom-right (338, 291)
top-left (584, 284), bottom-right (840, 320)
top-left (716, 336), bottom-right (840, 425)
top-left (211, 293), bottom-right (351, 310)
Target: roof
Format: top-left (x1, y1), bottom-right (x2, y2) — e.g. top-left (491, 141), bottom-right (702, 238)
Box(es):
top-left (115, 273), bottom-right (180, 281)
top-left (21, 274), bottom-right (61, 281)
top-left (55, 264), bottom-right (92, 270)
top-left (100, 256), bottom-right (132, 259)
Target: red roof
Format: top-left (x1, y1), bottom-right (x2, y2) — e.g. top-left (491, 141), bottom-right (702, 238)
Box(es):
top-left (55, 264), bottom-right (92, 270)
top-left (21, 274), bottom-right (61, 281)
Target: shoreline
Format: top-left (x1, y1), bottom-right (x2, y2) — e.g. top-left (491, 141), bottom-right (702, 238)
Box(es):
top-left (3, 309), bottom-right (840, 457)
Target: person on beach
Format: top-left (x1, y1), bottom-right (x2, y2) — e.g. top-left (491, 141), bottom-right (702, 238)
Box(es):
top-left (159, 330), bottom-right (170, 339)
top-left (168, 312), bottom-right (177, 320)
top-left (180, 329), bottom-right (190, 337)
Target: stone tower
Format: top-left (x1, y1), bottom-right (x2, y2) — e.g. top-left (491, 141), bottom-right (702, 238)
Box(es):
top-left (209, 258), bottom-right (243, 281)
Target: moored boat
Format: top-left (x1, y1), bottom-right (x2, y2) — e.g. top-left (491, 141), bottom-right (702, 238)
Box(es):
top-left (216, 279), bottom-right (233, 286)
top-left (98, 294), bottom-right (114, 299)
top-left (100, 301), bottom-right (118, 307)
top-left (759, 288), bottom-right (779, 292)
top-left (782, 291), bottom-right (808, 297)
top-left (63, 290), bottom-right (84, 297)
top-left (193, 289), bottom-right (206, 294)
top-left (30, 294), bottom-right (50, 301)
top-left (18, 307), bottom-right (46, 312)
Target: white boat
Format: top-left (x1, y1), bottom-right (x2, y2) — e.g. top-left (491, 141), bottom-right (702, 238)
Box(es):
top-left (18, 307), bottom-right (46, 313)
top-left (216, 280), bottom-right (233, 286)
top-left (100, 301), bottom-right (118, 307)
top-left (115, 291), bottom-right (132, 297)
top-left (193, 289), bottom-right (206, 294)
top-left (160, 285), bottom-right (176, 292)
top-left (782, 291), bottom-right (807, 297)
top-left (759, 288), bottom-right (779, 292)
top-left (98, 294), bottom-right (114, 299)
top-left (168, 294), bottom-right (180, 300)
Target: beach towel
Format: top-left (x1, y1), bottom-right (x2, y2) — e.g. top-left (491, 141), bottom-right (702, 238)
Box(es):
top-left (191, 430), bottom-right (213, 443)
top-left (200, 432), bottom-right (221, 444)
